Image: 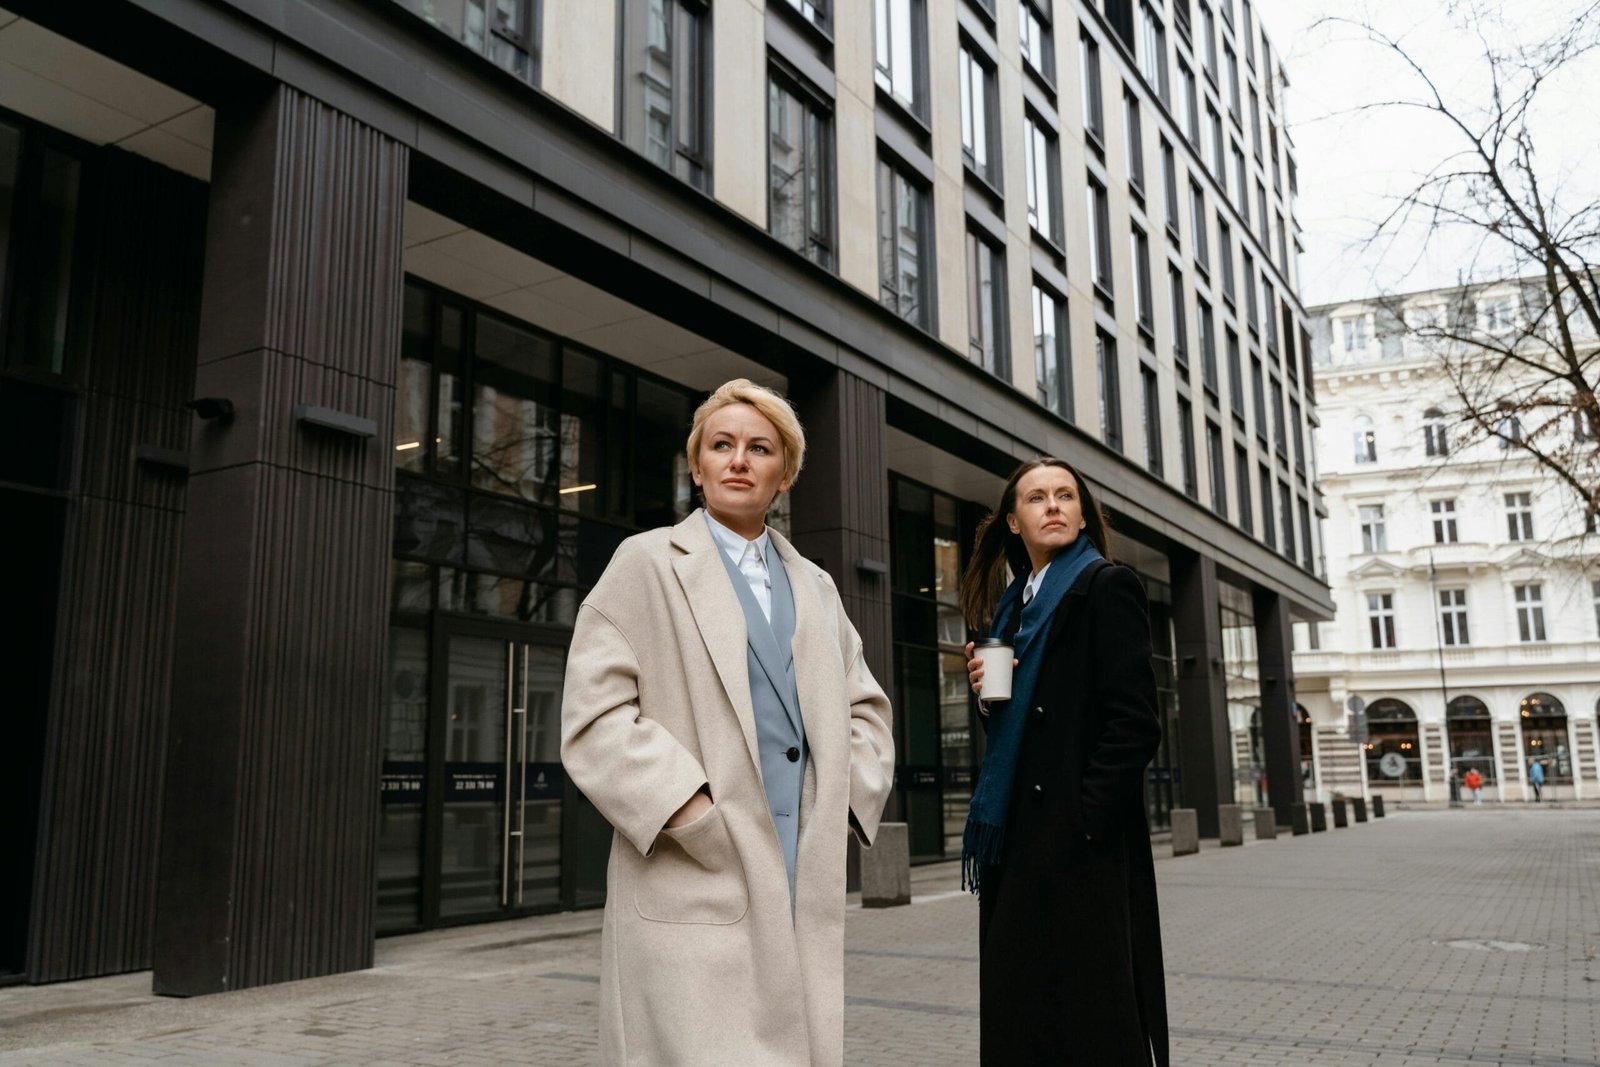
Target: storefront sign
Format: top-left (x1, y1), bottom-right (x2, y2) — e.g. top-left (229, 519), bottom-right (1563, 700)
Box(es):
top-left (380, 761), bottom-right (425, 804)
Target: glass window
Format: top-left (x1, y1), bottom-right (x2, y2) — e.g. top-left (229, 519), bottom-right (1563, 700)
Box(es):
top-left (1424, 407), bottom-right (1449, 456)
top-left (1226, 328), bottom-right (1243, 417)
top-left (1439, 589), bottom-right (1469, 646)
top-left (1249, 87), bottom-right (1262, 159)
top-left (1514, 583), bottom-right (1546, 643)
top-left (1033, 283), bottom-right (1071, 417)
top-left (1290, 397), bottom-right (1305, 471)
top-left (1198, 298), bottom-right (1217, 393)
top-left (1234, 445), bottom-right (1253, 533)
top-left (1262, 274), bottom-right (1279, 350)
top-left (1132, 226), bottom-right (1154, 330)
top-left (769, 72), bottom-right (836, 270)
top-left (1190, 181), bottom-right (1208, 273)
top-left (1242, 250), bottom-right (1257, 327)
top-left (1197, 1), bottom-right (1217, 79)
top-left (966, 229), bottom-right (1008, 376)
top-left (1223, 44), bottom-right (1240, 115)
top-left (1177, 395), bottom-right (1198, 498)
top-left (1025, 115), bottom-right (1061, 243)
top-left (621, 0), bottom-right (709, 189)
top-left (1207, 419), bottom-right (1227, 516)
top-left (781, 0), bottom-right (829, 30)
top-left (472, 315), bottom-right (561, 503)
top-left (1299, 496), bottom-right (1314, 571)
top-left (878, 158), bottom-right (931, 329)
top-left (1367, 592), bottom-right (1396, 649)
top-left (1124, 89), bottom-right (1145, 194)
top-left (1431, 499), bottom-right (1458, 544)
top-left (1142, 365), bottom-right (1162, 475)
top-left (633, 377), bottom-right (695, 529)
top-left (1203, 104), bottom-right (1221, 176)
top-left (1138, 2), bottom-right (1169, 103)
top-left (959, 46), bottom-right (999, 185)
top-left (1169, 266), bottom-right (1189, 370)
top-left (1218, 220), bottom-right (1234, 302)
top-left (1020, 1), bottom-right (1055, 81)
top-left (1359, 504), bottom-right (1387, 553)
top-left (1258, 465), bottom-right (1274, 547)
top-left (395, 0), bottom-right (539, 80)
top-left (1179, 61), bottom-right (1199, 144)
top-left (875, 0), bottom-right (926, 113)
top-left (1160, 138), bottom-right (1180, 237)
top-left (1505, 491), bottom-right (1534, 541)
top-left (1251, 354), bottom-right (1267, 439)
top-left (1087, 178), bottom-right (1112, 293)
top-left (1097, 328), bottom-right (1122, 452)
top-left (1080, 30), bottom-right (1103, 140)
top-left (1233, 145), bottom-right (1249, 216)
top-left (4, 140), bottom-right (81, 376)
top-left (1496, 407), bottom-right (1525, 448)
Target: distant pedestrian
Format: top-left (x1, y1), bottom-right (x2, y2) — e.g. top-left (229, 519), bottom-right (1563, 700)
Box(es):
top-left (1463, 768), bottom-right (1484, 805)
top-left (960, 459), bottom-right (1168, 1067)
top-left (1529, 759), bottom-right (1545, 802)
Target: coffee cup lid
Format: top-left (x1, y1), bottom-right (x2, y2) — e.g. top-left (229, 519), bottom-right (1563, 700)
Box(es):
top-left (974, 638), bottom-right (1011, 648)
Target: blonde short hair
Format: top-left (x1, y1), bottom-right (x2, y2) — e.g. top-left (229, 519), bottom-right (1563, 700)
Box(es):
top-left (685, 379), bottom-right (807, 488)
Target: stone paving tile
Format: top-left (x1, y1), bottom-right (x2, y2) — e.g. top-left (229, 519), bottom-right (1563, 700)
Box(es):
top-left (2, 808), bottom-right (1597, 1065)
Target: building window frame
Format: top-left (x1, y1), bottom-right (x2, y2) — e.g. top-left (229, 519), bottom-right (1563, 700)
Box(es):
top-left (1505, 491), bottom-right (1535, 541)
top-left (1431, 499), bottom-right (1459, 544)
top-left (1514, 583), bottom-right (1547, 643)
top-left (958, 43), bottom-right (1001, 188)
top-left (874, 0), bottom-right (929, 118)
top-left (1367, 591), bottom-right (1397, 649)
top-left (1097, 328), bottom-right (1123, 452)
top-left (1439, 588), bottom-right (1470, 647)
top-left (1359, 503), bottom-right (1387, 553)
top-left (877, 155), bottom-right (933, 330)
top-left (1033, 282), bottom-right (1071, 418)
top-left (767, 66), bottom-right (837, 271)
top-left (1025, 113), bottom-right (1062, 245)
top-left (620, 0), bottom-right (711, 190)
top-left (965, 227), bottom-right (1009, 376)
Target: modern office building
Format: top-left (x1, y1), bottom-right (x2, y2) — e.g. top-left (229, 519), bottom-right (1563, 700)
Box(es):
top-left (1295, 283), bottom-right (1600, 806)
top-left (2, 0), bottom-right (1328, 992)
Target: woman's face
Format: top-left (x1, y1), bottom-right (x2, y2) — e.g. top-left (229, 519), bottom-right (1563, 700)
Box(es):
top-left (693, 402), bottom-right (790, 534)
top-left (1006, 465), bottom-right (1086, 563)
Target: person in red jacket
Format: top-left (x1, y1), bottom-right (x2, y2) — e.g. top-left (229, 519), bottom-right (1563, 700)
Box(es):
top-left (1463, 767), bottom-right (1484, 805)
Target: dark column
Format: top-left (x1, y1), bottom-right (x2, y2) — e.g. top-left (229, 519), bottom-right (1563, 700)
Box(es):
top-left (25, 148), bottom-right (207, 983)
top-left (1172, 551), bottom-right (1231, 838)
top-left (1254, 589), bottom-right (1304, 824)
top-left (152, 85), bottom-right (407, 996)
top-left (787, 368), bottom-right (893, 834)
top-left (787, 369), bottom-right (892, 689)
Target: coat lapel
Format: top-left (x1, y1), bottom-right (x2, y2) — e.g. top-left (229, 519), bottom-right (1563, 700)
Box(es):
top-left (770, 532), bottom-right (843, 777)
top-left (671, 512), bottom-right (762, 773)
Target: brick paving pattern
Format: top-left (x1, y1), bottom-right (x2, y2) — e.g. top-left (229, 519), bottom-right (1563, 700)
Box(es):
top-left (2, 807), bottom-right (1597, 1065)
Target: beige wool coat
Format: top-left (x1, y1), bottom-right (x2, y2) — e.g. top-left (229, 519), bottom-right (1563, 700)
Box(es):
top-left (560, 509), bottom-right (895, 1067)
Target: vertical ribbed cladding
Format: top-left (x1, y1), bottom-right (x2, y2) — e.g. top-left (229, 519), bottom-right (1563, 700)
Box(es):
top-left (154, 84), bottom-right (405, 996)
top-left (26, 149), bottom-right (205, 983)
top-left (789, 370), bottom-right (893, 691)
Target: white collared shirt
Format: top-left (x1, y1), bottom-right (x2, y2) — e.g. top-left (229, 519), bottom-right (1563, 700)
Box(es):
top-left (1023, 561), bottom-right (1051, 607)
top-left (705, 512), bottom-right (774, 622)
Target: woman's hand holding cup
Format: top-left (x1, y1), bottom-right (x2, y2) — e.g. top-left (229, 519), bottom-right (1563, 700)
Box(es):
top-left (966, 639), bottom-right (1018, 709)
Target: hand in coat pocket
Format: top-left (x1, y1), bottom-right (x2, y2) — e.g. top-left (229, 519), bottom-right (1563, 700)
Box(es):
top-left (636, 804), bottom-right (749, 925)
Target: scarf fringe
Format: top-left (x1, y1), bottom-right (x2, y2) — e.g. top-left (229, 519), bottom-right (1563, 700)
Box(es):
top-left (960, 819), bottom-right (1005, 895)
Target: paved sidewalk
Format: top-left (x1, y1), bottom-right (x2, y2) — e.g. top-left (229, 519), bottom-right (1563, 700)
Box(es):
top-left (2, 807), bottom-right (1597, 1065)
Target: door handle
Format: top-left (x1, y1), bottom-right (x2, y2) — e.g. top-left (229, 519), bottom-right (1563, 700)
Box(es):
top-left (501, 642), bottom-right (516, 909)
top-left (515, 643), bottom-right (530, 905)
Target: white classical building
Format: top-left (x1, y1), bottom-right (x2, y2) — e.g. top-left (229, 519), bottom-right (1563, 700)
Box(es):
top-left (1293, 281), bottom-right (1600, 804)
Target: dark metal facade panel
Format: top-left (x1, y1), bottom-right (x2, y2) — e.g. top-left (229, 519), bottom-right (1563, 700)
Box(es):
top-left (1173, 552), bottom-right (1233, 839)
top-left (153, 84), bottom-right (406, 996)
top-left (27, 149), bottom-right (207, 983)
top-left (790, 371), bottom-right (893, 692)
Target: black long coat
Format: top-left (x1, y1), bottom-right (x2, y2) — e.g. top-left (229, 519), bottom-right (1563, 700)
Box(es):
top-left (978, 561), bottom-right (1169, 1067)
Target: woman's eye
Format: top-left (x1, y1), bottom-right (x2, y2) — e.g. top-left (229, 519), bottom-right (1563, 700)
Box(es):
top-left (751, 444), bottom-right (769, 454)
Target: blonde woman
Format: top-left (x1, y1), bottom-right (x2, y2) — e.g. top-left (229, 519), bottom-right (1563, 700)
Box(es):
top-left (561, 378), bottom-right (894, 1067)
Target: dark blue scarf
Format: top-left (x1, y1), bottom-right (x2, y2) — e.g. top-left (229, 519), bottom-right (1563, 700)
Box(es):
top-left (961, 535), bottom-right (1104, 894)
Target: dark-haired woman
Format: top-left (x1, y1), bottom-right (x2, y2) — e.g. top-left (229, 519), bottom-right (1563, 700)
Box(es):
top-left (960, 458), bottom-right (1168, 1067)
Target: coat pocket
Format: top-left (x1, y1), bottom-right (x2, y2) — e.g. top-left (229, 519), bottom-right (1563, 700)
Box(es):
top-left (635, 805), bottom-right (749, 925)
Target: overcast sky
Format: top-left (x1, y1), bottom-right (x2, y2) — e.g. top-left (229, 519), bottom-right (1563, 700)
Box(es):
top-left (1263, 0), bottom-right (1600, 309)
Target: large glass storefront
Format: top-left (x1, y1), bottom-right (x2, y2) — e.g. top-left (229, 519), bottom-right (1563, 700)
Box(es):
top-left (1447, 695), bottom-right (1496, 784)
top-left (1220, 582), bottom-right (1258, 804)
top-left (1520, 692), bottom-right (1572, 785)
top-left (379, 279), bottom-right (700, 932)
top-left (1139, 573), bottom-right (1180, 832)
top-left (1363, 698), bottom-right (1423, 791)
top-left (889, 476), bottom-right (981, 863)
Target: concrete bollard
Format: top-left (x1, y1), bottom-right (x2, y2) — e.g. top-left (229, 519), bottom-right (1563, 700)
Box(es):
top-left (1352, 797), bottom-right (1368, 823)
top-left (1171, 808), bottom-right (1200, 856)
top-left (1373, 795), bottom-right (1386, 818)
top-left (1253, 807), bottom-right (1278, 840)
top-left (1218, 804), bottom-right (1245, 847)
top-left (1290, 803), bottom-right (1310, 835)
top-left (1310, 802), bottom-right (1328, 832)
top-left (861, 822), bottom-right (911, 907)
top-left (1332, 798), bottom-right (1348, 828)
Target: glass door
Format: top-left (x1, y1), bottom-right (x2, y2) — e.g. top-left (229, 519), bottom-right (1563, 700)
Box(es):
top-left (437, 633), bottom-right (566, 920)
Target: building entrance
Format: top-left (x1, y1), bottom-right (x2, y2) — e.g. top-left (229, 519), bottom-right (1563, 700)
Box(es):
top-left (378, 618), bottom-right (609, 933)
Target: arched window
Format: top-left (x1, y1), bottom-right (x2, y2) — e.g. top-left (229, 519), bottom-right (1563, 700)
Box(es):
top-left (1423, 407), bottom-right (1449, 457)
top-left (1352, 414), bottom-right (1377, 464)
top-left (1364, 698), bottom-right (1421, 785)
top-left (1446, 696), bottom-right (1494, 783)
top-left (1520, 692), bottom-right (1571, 783)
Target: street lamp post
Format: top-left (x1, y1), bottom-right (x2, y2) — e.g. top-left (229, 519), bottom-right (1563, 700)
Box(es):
top-left (1429, 550), bottom-right (1459, 807)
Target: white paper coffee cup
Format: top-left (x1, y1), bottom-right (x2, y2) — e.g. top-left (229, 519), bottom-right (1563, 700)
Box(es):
top-left (974, 639), bottom-right (1014, 703)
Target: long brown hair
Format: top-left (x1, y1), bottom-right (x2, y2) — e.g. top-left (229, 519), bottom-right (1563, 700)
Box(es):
top-left (958, 458), bottom-right (1114, 631)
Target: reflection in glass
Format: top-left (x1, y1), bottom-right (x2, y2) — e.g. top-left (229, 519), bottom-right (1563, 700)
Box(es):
top-left (633, 377), bottom-right (693, 528)
top-left (519, 646), bottom-right (566, 908)
top-left (1219, 582), bottom-right (1259, 804)
top-left (6, 147), bottom-right (80, 374)
top-left (560, 348), bottom-right (606, 514)
top-left (378, 626), bottom-right (428, 931)
top-left (472, 315), bottom-right (559, 502)
top-left (439, 635), bottom-right (507, 918)
top-left (396, 285), bottom-right (431, 472)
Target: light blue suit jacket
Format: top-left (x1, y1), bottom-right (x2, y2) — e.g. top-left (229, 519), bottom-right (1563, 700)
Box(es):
top-left (711, 519), bottom-right (807, 902)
